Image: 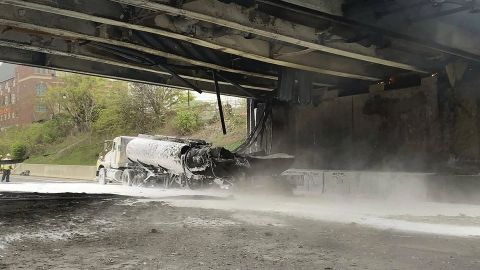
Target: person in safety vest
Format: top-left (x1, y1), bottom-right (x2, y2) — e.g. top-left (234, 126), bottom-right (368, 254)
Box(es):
top-left (1, 154), bottom-right (13, 182)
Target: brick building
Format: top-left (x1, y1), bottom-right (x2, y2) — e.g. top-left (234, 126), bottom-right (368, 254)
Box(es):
top-left (0, 63), bottom-right (57, 129)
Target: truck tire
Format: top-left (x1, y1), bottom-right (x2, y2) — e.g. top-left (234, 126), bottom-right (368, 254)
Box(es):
top-left (121, 169), bottom-right (134, 186)
top-left (98, 168), bottom-right (107, 185)
top-left (131, 171), bottom-right (147, 187)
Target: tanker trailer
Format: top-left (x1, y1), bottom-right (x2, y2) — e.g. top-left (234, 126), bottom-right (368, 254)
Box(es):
top-left (97, 135), bottom-right (258, 188)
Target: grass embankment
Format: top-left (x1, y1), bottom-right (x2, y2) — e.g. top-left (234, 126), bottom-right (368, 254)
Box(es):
top-left (189, 120), bottom-right (246, 150)
top-left (25, 134), bottom-right (103, 165)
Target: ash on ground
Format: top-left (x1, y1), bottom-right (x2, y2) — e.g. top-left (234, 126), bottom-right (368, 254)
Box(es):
top-left (0, 191), bottom-right (479, 269)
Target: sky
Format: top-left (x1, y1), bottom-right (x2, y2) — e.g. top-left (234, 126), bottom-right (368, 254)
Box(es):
top-left (193, 92), bottom-right (244, 104)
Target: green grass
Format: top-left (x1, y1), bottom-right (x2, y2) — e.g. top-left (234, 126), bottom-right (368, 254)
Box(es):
top-left (223, 139), bottom-right (244, 151)
top-left (26, 135), bottom-right (103, 165)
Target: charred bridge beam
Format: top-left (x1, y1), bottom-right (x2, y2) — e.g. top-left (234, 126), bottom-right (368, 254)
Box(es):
top-left (0, 46), bottom-right (268, 98)
top-left (272, 0), bottom-right (480, 61)
top-left (0, 5), bottom-right (277, 81)
top-left (112, 0), bottom-right (427, 73)
top-left (0, 29), bottom-right (274, 96)
top-left (0, 0), bottom-right (392, 81)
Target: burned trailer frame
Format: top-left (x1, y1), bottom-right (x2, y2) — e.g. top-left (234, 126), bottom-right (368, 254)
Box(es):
top-left (97, 132), bottom-right (295, 189)
top-left (98, 134), bottom-right (253, 189)
top-left (141, 135), bottom-right (251, 188)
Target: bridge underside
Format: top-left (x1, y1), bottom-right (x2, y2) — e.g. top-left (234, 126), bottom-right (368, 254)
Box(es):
top-left (1, 0), bottom-right (480, 172)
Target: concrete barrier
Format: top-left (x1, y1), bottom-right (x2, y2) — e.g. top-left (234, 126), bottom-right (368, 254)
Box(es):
top-left (283, 169), bottom-right (480, 203)
top-left (12, 163), bottom-right (97, 181)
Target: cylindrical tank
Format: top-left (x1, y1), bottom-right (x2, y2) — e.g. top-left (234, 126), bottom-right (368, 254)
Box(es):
top-left (126, 137), bottom-right (189, 173)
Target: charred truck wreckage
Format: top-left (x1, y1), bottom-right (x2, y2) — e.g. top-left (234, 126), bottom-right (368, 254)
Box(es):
top-left (1, 0), bottom-right (480, 191)
top-left (97, 135), bottom-right (294, 189)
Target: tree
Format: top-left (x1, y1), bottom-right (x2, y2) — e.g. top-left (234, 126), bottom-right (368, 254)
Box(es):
top-left (94, 83), bottom-right (190, 136)
top-left (173, 110), bottom-right (202, 135)
top-left (47, 74), bottom-right (124, 132)
top-left (93, 87), bottom-right (131, 137)
top-left (11, 142), bottom-right (27, 159)
top-left (129, 83), bottom-right (190, 127)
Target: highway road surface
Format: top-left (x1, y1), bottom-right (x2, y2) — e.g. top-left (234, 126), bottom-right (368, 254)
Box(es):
top-left (0, 176), bottom-right (479, 269)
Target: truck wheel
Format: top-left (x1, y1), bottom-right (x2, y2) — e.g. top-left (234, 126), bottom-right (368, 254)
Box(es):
top-left (132, 172), bottom-right (146, 187)
top-left (98, 168), bottom-right (107, 185)
top-left (121, 170), bottom-right (134, 186)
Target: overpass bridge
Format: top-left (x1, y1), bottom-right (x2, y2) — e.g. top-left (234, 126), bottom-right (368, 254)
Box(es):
top-left (1, 0), bottom-right (480, 172)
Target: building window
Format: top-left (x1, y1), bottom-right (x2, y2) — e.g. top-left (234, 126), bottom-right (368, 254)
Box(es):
top-left (5, 95), bottom-right (9, 106)
top-left (11, 94), bottom-right (15, 104)
top-left (36, 82), bottom-right (48, 96)
top-left (12, 112), bottom-right (15, 118)
top-left (36, 103), bottom-right (47, 112)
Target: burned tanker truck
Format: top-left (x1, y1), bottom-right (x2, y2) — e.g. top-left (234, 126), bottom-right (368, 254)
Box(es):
top-left (96, 135), bottom-right (293, 189)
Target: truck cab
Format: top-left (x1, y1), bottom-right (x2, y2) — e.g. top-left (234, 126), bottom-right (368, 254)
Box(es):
top-left (97, 136), bottom-right (135, 184)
